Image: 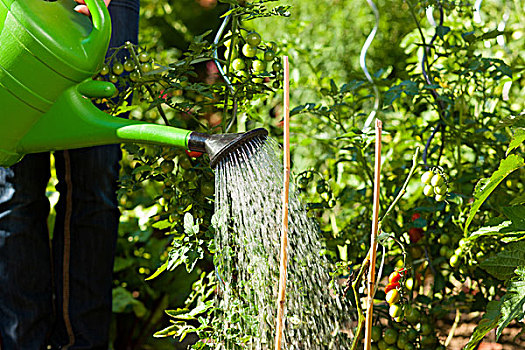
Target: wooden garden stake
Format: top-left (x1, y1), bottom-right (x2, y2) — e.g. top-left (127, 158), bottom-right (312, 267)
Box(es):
top-left (364, 119), bottom-right (382, 350)
top-left (274, 56), bottom-right (290, 350)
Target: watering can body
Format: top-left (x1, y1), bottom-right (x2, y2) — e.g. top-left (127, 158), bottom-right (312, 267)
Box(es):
top-left (0, 0), bottom-right (192, 167)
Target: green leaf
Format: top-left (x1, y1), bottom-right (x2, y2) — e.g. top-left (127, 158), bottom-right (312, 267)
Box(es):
top-left (436, 25), bottom-right (450, 39)
top-left (507, 128), bottom-right (525, 156)
top-left (131, 164), bottom-right (152, 175)
top-left (480, 241), bottom-right (525, 280)
top-left (480, 29), bottom-right (503, 40)
top-left (464, 300), bottom-right (502, 349)
top-left (496, 268), bottom-right (525, 338)
top-left (465, 155), bottom-right (525, 233)
top-left (153, 321), bottom-right (186, 338)
top-left (184, 245), bottom-right (204, 273)
top-left (510, 193), bottom-right (525, 206)
top-left (152, 219), bottom-right (172, 230)
top-left (501, 206), bottom-right (525, 230)
top-left (330, 79), bottom-right (338, 94)
top-left (112, 286), bottom-right (147, 317)
top-left (145, 260), bottom-right (169, 281)
top-left (184, 212), bottom-right (199, 236)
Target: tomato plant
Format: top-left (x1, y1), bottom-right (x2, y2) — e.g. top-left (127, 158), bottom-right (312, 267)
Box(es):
top-left (96, 0), bottom-right (525, 348)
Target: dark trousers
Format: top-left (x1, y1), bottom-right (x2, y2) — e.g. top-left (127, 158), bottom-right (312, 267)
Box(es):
top-left (0, 0), bottom-right (139, 348)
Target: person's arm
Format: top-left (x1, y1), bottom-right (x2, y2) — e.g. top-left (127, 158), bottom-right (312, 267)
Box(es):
top-left (74, 0), bottom-right (111, 16)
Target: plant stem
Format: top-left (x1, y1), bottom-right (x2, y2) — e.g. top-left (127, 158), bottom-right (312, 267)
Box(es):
top-left (127, 42), bottom-right (171, 126)
top-left (379, 147), bottom-right (420, 227)
top-left (445, 307), bottom-right (461, 347)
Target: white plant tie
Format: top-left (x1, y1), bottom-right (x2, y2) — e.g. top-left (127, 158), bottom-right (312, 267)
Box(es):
top-left (361, 0), bottom-right (381, 131)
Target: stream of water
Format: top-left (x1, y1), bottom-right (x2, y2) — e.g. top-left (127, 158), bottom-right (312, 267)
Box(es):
top-left (212, 137), bottom-right (352, 349)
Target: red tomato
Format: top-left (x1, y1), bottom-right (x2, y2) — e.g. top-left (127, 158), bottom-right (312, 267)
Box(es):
top-left (411, 213), bottom-right (421, 221)
top-left (408, 227), bottom-right (423, 243)
top-left (388, 271), bottom-right (402, 284)
top-left (385, 281), bottom-right (400, 293)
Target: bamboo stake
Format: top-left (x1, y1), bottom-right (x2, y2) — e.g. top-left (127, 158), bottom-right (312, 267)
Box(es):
top-left (274, 56), bottom-right (290, 350)
top-left (364, 119), bottom-right (382, 350)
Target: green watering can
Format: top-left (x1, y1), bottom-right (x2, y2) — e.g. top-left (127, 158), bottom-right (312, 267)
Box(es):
top-left (0, 0), bottom-right (266, 168)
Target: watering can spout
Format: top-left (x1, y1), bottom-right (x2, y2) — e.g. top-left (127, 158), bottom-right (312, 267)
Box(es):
top-left (188, 128), bottom-right (268, 168)
top-left (15, 79), bottom-right (268, 168)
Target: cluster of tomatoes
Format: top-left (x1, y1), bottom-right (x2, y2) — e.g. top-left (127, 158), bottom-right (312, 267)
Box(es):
top-left (96, 50), bottom-right (153, 87)
top-left (421, 169), bottom-right (448, 202)
top-left (385, 268), bottom-right (405, 322)
top-left (224, 30), bottom-right (283, 89)
top-left (296, 171), bottom-right (336, 208)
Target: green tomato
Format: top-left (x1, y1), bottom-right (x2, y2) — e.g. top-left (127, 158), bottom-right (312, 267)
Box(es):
top-left (232, 58), bottom-right (246, 71)
top-left (252, 60), bottom-right (266, 72)
top-left (389, 303), bottom-right (403, 318)
top-left (112, 61), bottom-right (124, 75)
top-left (200, 182), bottom-right (215, 197)
top-left (183, 169), bottom-right (197, 182)
top-left (109, 74), bottom-right (118, 84)
top-left (272, 80), bottom-right (280, 89)
top-left (264, 50), bottom-right (276, 61)
top-left (431, 173), bottom-right (445, 187)
top-left (386, 289), bottom-right (400, 305)
top-left (420, 322), bottom-right (433, 336)
top-left (139, 52), bottom-right (150, 62)
top-left (406, 328), bottom-right (418, 342)
top-left (246, 31), bottom-right (262, 46)
top-left (423, 184), bottom-right (434, 196)
top-left (371, 325), bottom-right (382, 342)
top-left (160, 160), bottom-right (175, 174)
top-left (439, 234), bottom-right (450, 245)
top-left (129, 70), bottom-right (140, 82)
top-left (396, 333), bottom-right (408, 349)
top-left (316, 181), bottom-right (329, 194)
top-left (242, 44), bottom-right (257, 58)
top-left (99, 64), bottom-right (110, 76)
top-left (450, 254), bottom-right (460, 268)
top-left (272, 61), bottom-right (283, 72)
top-left (435, 193), bottom-right (446, 202)
top-left (421, 170), bottom-right (434, 184)
top-left (141, 62), bottom-right (152, 73)
top-left (404, 343), bottom-right (415, 350)
top-left (224, 48), bottom-right (238, 60)
top-left (434, 184), bottom-right (447, 195)
top-left (297, 177), bottom-right (309, 189)
top-left (404, 306), bottom-right (420, 324)
top-left (178, 156), bottom-right (192, 170)
top-left (383, 328), bottom-right (398, 345)
top-left (440, 245), bottom-right (449, 257)
top-left (421, 334), bottom-right (437, 346)
top-left (405, 277), bottom-right (414, 291)
top-left (377, 340), bottom-right (388, 350)
top-left (124, 59), bottom-right (135, 72)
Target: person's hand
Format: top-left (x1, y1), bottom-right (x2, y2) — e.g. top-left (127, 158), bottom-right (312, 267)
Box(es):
top-left (74, 0), bottom-right (111, 16)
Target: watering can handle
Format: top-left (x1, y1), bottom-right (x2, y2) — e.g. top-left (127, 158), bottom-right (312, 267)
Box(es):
top-left (82, 0), bottom-right (111, 49)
